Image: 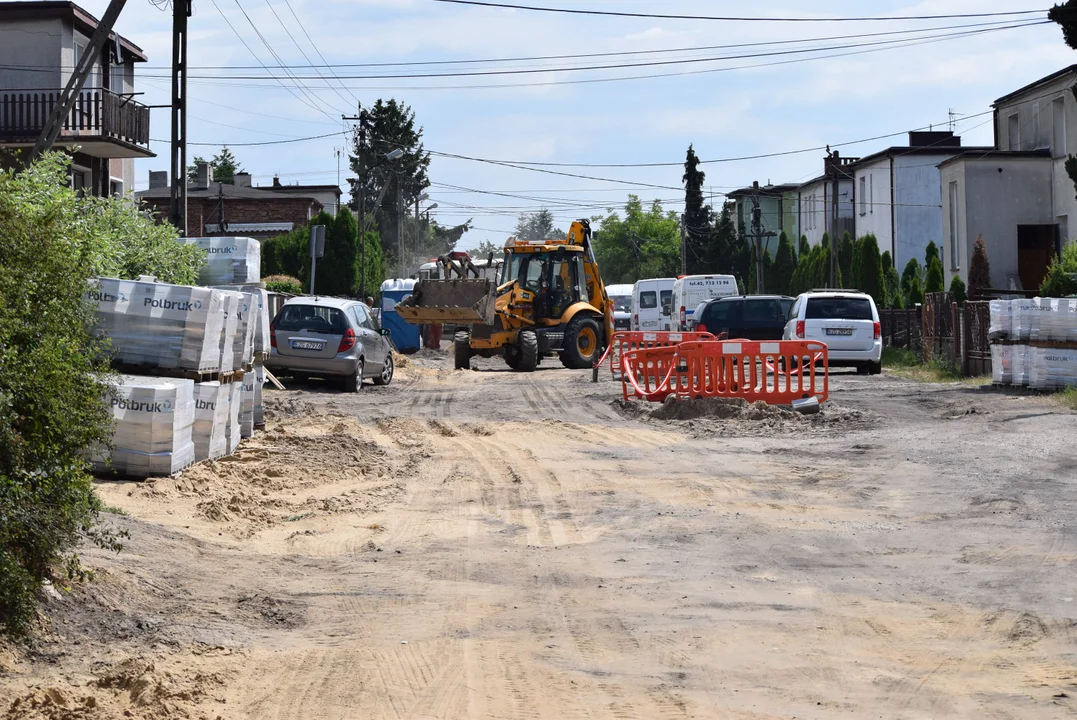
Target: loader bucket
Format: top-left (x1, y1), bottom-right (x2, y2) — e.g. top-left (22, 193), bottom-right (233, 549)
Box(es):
top-left (394, 279), bottom-right (496, 326)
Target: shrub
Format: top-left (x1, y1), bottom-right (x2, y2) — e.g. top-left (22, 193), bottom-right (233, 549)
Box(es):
top-left (925, 257), bottom-right (945, 293)
top-left (925, 241), bottom-right (940, 268)
top-left (773, 232), bottom-right (796, 296)
top-left (852, 235), bottom-right (884, 308)
top-left (264, 275), bottom-right (303, 295)
top-left (949, 275), bottom-right (968, 304)
top-left (1040, 243), bottom-right (1077, 297)
top-left (907, 276), bottom-right (924, 306)
top-left (968, 235), bottom-right (991, 300)
top-left (0, 154), bottom-right (152, 636)
top-left (901, 258), bottom-right (921, 297)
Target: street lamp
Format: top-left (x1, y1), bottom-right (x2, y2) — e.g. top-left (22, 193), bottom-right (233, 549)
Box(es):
top-left (358, 147), bottom-right (403, 299)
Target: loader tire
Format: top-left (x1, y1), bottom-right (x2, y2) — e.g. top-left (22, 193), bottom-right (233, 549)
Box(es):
top-left (561, 316), bottom-right (602, 369)
top-left (454, 332), bottom-right (471, 370)
top-left (517, 330), bottom-right (539, 373)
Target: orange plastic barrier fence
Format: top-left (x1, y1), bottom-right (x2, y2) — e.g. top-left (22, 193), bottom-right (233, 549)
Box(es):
top-left (594, 331), bottom-right (716, 378)
top-left (621, 340), bottom-right (829, 405)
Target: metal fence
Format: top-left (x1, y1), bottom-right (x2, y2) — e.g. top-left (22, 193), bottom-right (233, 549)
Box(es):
top-left (879, 308), bottom-right (922, 350)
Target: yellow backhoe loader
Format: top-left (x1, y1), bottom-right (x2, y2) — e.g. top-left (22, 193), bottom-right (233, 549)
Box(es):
top-left (395, 219), bottom-right (613, 372)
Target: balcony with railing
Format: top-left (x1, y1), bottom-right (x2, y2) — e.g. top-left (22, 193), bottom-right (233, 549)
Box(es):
top-left (0, 87), bottom-right (152, 158)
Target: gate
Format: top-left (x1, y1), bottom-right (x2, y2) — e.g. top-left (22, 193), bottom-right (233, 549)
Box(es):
top-left (922, 292), bottom-right (955, 362)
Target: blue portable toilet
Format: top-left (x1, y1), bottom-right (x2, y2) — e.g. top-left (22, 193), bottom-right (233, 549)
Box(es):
top-left (380, 279), bottom-right (421, 353)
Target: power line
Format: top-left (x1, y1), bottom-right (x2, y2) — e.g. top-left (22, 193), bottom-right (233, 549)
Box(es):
top-left (262, 0), bottom-right (354, 109)
top-left (118, 21), bottom-right (1043, 81)
top-left (149, 130), bottom-right (348, 147)
top-left (282, 0), bottom-right (360, 105)
top-left (429, 0), bottom-right (1048, 23)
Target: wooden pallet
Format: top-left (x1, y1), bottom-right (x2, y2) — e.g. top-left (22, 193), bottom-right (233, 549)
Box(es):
top-left (990, 339), bottom-right (1077, 349)
top-left (111, 362), bottom-right (247, 384)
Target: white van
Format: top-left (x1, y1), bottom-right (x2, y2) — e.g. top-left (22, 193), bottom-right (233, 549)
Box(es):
top-left (631, 278), bottom-right (675, 331)
top-left (671, 275), bottom-right (738, 331)
top-left (606, 284), bottom-right (633, 332)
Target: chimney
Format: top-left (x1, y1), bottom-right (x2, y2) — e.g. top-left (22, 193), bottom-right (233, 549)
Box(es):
top-left (272, 175), bottom-right (281, 187)
top-left (908, 130), bottom-right (960, 148)
top-left (234, 172), bottom-right (252, 187)
top-left (194, 161), bottom-right (213, 190)
top-left (148, 170), bottom-right (168, 190)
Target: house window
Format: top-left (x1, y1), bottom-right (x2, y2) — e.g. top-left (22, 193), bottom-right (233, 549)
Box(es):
top-left (73, 41), bottom-right (100, 89)
top-left (859, 177), bottom-right (867, 216)
top-left (948, 181), bottom-right (960, 271)
top-left (109, 178), bottom-right (123, 198)
top-left (869, 174), bottom-right (874, 214)
top-left (110, 64), bottom-right (126, 94)
top-left (1008, 113), bottom-right (1020, 151)
top-left (71, 166), bottom-right (90, 196)
top-left (1054, 97), bottom-right (1067, 158)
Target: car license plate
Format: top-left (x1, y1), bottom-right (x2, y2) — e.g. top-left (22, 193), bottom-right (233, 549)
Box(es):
top-left (291, 339), bottom-right (324, 351)
top-left (826, 328), bottom-right (853, 336)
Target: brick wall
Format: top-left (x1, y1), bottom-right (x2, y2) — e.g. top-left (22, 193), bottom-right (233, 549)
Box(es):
top-left (140, 195), bottom-right (320, 238)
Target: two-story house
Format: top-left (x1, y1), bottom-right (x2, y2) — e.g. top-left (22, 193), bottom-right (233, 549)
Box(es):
top-left (850, 131), bottom-right (991, 270)
top-left (0, 1), bottom-right (153, 196)
top-left (798, 152), bottom-right (857, 248)
top-left (940, 65), bottom-right (1077, 291)
top-left (726, 182), bottom-right (799, 257)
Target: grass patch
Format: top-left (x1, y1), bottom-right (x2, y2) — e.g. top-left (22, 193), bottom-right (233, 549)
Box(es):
top-left (881, 346), bottom-right (921, 368)
top-left (883, 348), bottom-right (988, 385)
top-left (101, 505), bottom-right (129, 517)
top-left (1052, 386), bottom-right (1077, 411)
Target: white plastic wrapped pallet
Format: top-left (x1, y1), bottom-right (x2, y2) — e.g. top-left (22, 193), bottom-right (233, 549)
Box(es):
top-left (218, 293), bottom-right (240, 372)
top-left (253, 366), bottom-right (265, 427)
top-left (88, 279), bottom-right (224, 372)
top-left (1028, 298), bottom-right (1055, 342)
top-left (225, 381), bottom-right (242, 454)
top-left (193, 381), bottom-right (228, 461)
top-left (1010, 299), bottom-right (1038, 341)
top-left (239, 372), bottom-right (256, 438)
top-left (182, 237), bottom-right (261, 285)
top-left (991, 345), bottom-right (1013, 385)
top-left (1012, 344), bottom-right (1032, 386)
top-left (989, 299), bottom-right (1013, 338)
top-left (1030, 346), bottom-right (1077, 390)
top-left (93, 376), bottom-right (196, 477)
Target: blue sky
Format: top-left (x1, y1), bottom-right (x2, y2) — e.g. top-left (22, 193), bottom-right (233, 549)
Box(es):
top-left (75, 0), bottom-right (1074, 251)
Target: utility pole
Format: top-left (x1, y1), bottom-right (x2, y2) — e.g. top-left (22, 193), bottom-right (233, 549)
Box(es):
top-left (29, 0), bottom-right (128, 164)
top-left (829, 150), bottom-right (840, 288)
top-left (170, 0), bottom-right (191, 235)
top-left (343, 107), bottom-right (367, 298)
top-left (751, 182), bottom-right (764, 295)
top-left (397, 173), bottom-right (405, 276)
top-left (679, 214), bottom-right (687, 276)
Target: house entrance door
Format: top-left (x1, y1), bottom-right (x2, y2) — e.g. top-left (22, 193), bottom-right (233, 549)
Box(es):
top-left (1017, 224), bottom-right (1058, 291)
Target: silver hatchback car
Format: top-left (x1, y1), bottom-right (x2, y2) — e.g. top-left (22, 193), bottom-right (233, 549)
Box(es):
top-left (267, 297), bottom-right (394, 392)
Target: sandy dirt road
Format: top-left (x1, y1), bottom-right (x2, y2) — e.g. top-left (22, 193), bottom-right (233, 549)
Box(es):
top-left (3, 351), bottom-right (1077, 719)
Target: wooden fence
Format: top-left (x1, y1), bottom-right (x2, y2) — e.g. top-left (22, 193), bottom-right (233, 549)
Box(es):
top-left (879, 308), bottom-right (921, 350)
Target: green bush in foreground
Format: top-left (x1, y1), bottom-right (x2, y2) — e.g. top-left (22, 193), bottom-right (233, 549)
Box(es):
top-left (1, 154), bottom-right (196, 636)
top-left (264, 274), bottom-right (304, 295)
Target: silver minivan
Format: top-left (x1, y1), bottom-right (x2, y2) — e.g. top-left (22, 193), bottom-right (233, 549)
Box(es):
top-left (267, 297), bottom-right (394, 392)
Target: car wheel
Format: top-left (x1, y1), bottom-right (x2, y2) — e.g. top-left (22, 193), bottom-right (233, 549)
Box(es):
top-left (856, 363), bottom-right (870, 375)
top-left (344, 358), bottom-right (364, 392)
top-left (870, 361), bottom-right (882, 375)
top-left (374, 353), bottom-right (394, 386)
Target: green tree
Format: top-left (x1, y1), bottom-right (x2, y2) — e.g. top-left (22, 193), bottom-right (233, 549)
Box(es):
top-left (925, 256), bottom-right (945, 293)
top-left (262, 226), bottom-right (310, 286)
top-left (907, 276), bottom-right (924, 306)
top-left (468, 239), bottom-right (503, 260)
top-left (187, 146), bottom-right (243, 185)
top-left (1040, 243), bottom-right (1077, 297)
top-left (682, 145), bottom-right (712, 275)
top-left (839, 232), bottom-right (855, 288)
top-left (593, 196), bottom-right (681, 284)
top-left (853, 235), bottom-right (884, 308)
top-left (969, 235), bottom-right (992, 300)
top-left (901, 258), bottom-right (921, 299)
top-left (949, 275), bottom-right (968, 304)
top-left (925, 241), bottom-right (940, 269)
top-left (798, 235), bottom-right (810, 258)
top-left (347, 99), bottom-right (431, 270)
top-left (772, 231), bottom-right (797, 296)
top-left (881, 251), bottom-right (901, 309)
top-left (1, 153), bottom-right (201, 636)
top-left (360, 229), bottom-right (385, 294)
top-left (1050, 1), bottom-right (1077, 49)
top-left (514, 209), bottom-right (564, 242)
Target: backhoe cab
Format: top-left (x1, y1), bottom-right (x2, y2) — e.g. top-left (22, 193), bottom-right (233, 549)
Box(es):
top-left (395, 219), bottom-right (613, 372)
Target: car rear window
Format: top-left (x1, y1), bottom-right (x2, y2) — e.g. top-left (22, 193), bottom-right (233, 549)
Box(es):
top-left (805, 297), bottom-right (873, 321)
top-left (743, 299), bottom-right (781, 324)
top-left (639, 291), bottom-right (657, 309)
top-left (703, 300), bottom-right (738, 326)
top-left (611, 295), bottom-right (631, 312)
top-left (275, 304), bottom-right (348, 333)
